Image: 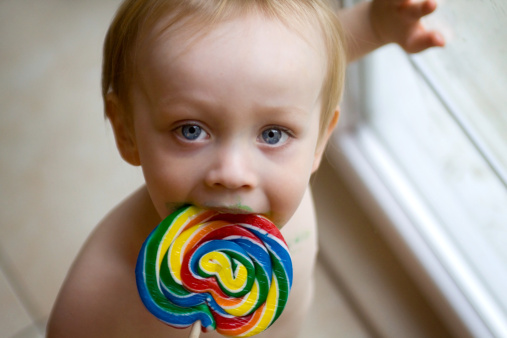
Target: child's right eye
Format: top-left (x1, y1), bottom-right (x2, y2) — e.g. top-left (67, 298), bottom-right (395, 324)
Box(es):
top-left (176, 124), bottom-right (209, 142)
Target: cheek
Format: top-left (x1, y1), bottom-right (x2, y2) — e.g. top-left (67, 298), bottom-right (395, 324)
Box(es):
top-left (264, 153), bottom-right (315, 225)
top-left (137, 146), bottom-right (204, 213)
top-left (142, 163), bottom-right (199, 218)
top-left (142, 157), bottom-right (199, 193)
top-left (135, 128), bottom-right (194, 182)
top-left (268, 180), bottom-right (308, 227)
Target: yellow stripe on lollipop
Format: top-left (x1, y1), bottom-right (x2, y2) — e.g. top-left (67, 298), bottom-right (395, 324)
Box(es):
top-left (245, 276), bottom-right (279, 337)
top-left (200, 252), bottom-right (249, 291)
top-left (168, 220), bottom-right (230, 283)
top-left (156, 207), bottom-right (202, 270)
top-left (222, 281), bottom-right (260, 317)
top-left (168, 224), bottom-right (201, 282)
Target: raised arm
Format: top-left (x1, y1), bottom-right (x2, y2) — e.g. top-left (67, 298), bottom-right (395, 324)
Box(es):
top-left (338, 0), bottom-right (445, 62)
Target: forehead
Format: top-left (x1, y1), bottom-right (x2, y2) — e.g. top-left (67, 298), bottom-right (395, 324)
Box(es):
top-left (141, 5), bottom-right (327, 54)
top-left (135, 12), bottom-right (327, 105)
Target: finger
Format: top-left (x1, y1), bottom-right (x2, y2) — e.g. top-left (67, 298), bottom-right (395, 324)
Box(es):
top-left (430, 31), bottom-right (446, 47)
top-left (404, 29), bottom-right (445, 53)
top-left (400, 0), bottom-right (438, 20)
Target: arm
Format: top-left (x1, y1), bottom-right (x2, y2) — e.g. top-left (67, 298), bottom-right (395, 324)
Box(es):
top-left (339, 0), bottom-right (445, 62)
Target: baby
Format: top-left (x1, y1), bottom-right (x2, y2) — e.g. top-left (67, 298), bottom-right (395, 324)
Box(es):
top-left (48, 0), bottom-right (443, 337)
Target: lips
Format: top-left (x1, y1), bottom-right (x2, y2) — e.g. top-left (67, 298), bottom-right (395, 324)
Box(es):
top-left (166, 202), bottom-right (254, 215)
top-left (206, 205), bottom-right (254, 215)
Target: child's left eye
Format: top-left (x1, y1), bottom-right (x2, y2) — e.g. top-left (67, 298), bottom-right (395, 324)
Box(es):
top-left (260, 127), bottom-right (289, 146)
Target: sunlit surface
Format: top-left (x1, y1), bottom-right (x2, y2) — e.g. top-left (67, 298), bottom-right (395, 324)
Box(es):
top-left (362, 30), bottom-right (507, 335)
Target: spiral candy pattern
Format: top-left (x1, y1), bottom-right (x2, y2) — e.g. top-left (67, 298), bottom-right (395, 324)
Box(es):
top-left (135, 205), bottom-right (293, 337)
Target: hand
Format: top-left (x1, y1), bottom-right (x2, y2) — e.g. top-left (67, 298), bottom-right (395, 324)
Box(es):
top-left (370, 0), bottom-right (445, 53)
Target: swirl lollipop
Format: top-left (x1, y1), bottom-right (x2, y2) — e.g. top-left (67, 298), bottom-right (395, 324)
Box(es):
top-left (136, 205), bottom-right (293, 337)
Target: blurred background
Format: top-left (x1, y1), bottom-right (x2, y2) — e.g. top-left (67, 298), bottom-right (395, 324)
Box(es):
top-left (0, 1), bottom-right (454, 337)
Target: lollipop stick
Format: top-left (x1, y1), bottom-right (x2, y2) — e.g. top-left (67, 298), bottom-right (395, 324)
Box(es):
top-left (188, 321), bottom-right (201, 338)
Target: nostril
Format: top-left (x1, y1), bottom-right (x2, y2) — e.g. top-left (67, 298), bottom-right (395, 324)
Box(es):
top-left (205, 169), bottom-right (257, 190)
top-left (209, 178), bottom-right (255, 190)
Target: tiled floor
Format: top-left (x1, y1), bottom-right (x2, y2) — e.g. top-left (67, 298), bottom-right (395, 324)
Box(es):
top-left (0, 1), bottom-right (367, 337)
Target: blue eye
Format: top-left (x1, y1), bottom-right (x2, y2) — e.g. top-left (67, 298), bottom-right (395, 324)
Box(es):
top-left (180, 124), bottom-right (208, 141)
top-left (261, 128), bottom-right (289, 145)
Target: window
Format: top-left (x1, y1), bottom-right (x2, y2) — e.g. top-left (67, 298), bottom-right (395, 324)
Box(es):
top-left (330, 1), bottom-right (507, 336)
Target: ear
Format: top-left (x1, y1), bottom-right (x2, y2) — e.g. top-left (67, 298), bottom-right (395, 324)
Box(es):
top-left (105, 93), bottom-right (141, 166)
top-left (312, 109), bottom-right (339, 173)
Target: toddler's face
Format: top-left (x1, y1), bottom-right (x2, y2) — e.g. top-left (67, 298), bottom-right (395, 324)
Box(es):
top-left (125, 14), bottom-right (330, 227)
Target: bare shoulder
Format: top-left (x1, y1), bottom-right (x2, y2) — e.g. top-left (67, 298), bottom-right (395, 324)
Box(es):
top-left (46, 186), bottom-right (166, 337)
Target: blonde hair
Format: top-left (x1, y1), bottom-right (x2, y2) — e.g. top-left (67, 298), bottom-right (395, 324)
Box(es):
top-left (102, 0), bottom-right (346, 141)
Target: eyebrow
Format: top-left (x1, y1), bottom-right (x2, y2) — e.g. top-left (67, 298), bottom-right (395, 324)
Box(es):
top-left (157, 94), bottom-right (312, 117)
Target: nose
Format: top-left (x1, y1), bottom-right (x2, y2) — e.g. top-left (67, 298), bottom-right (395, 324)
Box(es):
top-left (204, 144), bottom-right (258, 190)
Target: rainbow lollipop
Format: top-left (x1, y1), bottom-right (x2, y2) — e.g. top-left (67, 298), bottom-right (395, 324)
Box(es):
top-left (135, 205), bottom-right (293, 337)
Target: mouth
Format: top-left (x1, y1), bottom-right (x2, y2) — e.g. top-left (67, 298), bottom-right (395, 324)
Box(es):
top-left (206, 204), bottom-right (254, 215)
top-left (165, 202), bottom-right (255, 216)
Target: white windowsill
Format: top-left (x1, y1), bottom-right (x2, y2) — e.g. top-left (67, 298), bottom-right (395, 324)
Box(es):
top-left (326, 126), bottom-right (496, 337)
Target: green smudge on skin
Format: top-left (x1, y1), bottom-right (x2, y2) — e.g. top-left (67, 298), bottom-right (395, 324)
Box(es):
top-left (165, 201), bottom-right (253, 214)
top-left (231, 202), bottom-right (253, 212)
top-left (287, 230), bottom-right (311, 250)
top-left (230, 196), bottom-right (253, 213)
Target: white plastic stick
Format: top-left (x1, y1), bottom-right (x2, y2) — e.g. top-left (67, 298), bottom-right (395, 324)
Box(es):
top-left (188, 321), bottom-right (201, 338)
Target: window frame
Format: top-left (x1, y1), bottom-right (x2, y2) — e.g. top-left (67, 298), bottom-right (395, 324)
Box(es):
top-left (327, 51), bottom-right (505, 336)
